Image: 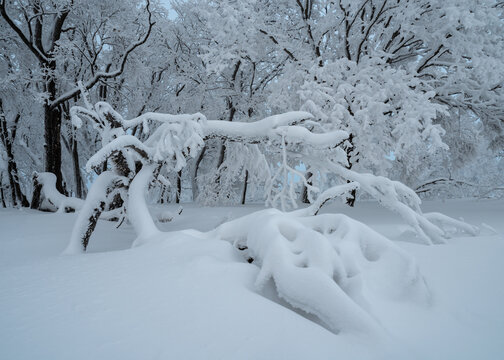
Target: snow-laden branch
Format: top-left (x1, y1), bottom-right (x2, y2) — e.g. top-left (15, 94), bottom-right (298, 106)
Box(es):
top-left (32, 172), bottom-right (84, 213)
top-left (70, 100), bottom-right (478, 252)
top-left (86, 135), bottom-right (152, 173)
top-left (294, 182), bottom-right (360, 216)
top-left (329, 163), bottom-right (479, 244)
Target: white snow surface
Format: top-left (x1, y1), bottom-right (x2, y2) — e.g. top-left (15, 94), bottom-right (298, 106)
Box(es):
top-left (1, 199), bottom-right (503, 360)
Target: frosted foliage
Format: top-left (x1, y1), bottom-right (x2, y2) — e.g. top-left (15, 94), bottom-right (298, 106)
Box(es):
top-left (297, 58), bottom-right (448, 175)
top-left (197, 142), bottom-right (270, 205)
top-left (211, 208), bottom-right (430, 334)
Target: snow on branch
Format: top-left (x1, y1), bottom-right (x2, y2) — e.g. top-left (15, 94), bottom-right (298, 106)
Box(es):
top-left (32, 172), bottom-right (84, 213)
top-left (69, 101), bottom-right (348, 251)
top-left (329, 164), bottom-right (479, 244)
top-left (294, 182), bottom-right (361, 216)
top-left (86, 135), bottom-right (152, 173)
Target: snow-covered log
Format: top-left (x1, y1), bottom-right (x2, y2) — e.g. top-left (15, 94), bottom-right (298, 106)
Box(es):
top-left (32, 172), bottom-right (84, 213)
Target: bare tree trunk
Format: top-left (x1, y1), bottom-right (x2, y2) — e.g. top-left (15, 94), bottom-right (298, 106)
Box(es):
top-left (30, 174), bottom-right (43, 209)
top-left (72, 136), bottom-right (84, 198)
top-left (241, 170), bottom-right (249, 205)
top-left (0, 182), bottom-right (6, 208)
top-left (192, 145), bottom-right (206, 201)
top-left (345, 134), bottom-right (357, 207)
top-left (0, 107), bottom-right (29, 207)
top-left (301, 171), bottom-right (313, 204)
top-left (44, 74), bottom-right (64, 195)
top-left (176, 170), bottom-right (182, 203)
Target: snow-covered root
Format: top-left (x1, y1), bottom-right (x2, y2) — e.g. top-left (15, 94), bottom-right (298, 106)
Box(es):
top-left (130, 164), bottom-right (161, 246)
top-left (32, 172), bottom-right (84, 213)
top-left (64, 172), bottom-right (126, 254)
top-left (330, 165), bottom-right (479, 244)
top-left (210, 208), bottom-right (429, 335)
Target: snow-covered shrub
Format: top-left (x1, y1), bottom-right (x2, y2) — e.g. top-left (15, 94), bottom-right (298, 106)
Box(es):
top-left (208, 198), bottom-right (430, 334)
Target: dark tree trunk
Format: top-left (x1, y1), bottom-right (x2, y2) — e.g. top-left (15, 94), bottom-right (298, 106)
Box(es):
top-left (192, 145), bottom-right (206, 201)
top-left (241, 170), bottom-right (249, 205)
top-left (176, 170), bottom-right (182, 203)
top-left (0, 185), bottom-right (6, 208)
top-left (30, 174), bottom-right (43, 209)
top-left (345, 133), bottom-right (357, 207)
top-left (215, 101), bottom-right (236, 192)
top-left (72, 137), bottom-right (83, 198)
top-left (82, 201), bottom-right (106, 251)
top-left (45, 75), bottom-right (64, 195)
top-left (0, 108), bottom-right (29, 207)
top-left (301, 171), bottom-right (313, 204)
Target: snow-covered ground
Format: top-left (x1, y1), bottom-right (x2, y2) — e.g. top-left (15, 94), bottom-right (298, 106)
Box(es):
top-left (1, 199), bottom-right (503, 360)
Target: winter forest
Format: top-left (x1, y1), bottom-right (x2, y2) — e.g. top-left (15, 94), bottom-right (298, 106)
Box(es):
top-left (1, 0), bottom-right (504, 359)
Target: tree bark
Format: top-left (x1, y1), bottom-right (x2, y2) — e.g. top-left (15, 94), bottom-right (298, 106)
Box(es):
top-left (176, 170), bottom-right (182, 203)
top-left (345, 133), bottom-right (357, 207)
top-left (0, 108), bottom-right (29, 207)
top-left (0, 183), bottom-right (6, 208)
top-left (44, 74), bottom-right (64, 195)
top-left (241, 170), bottom-right (249, 205)
top-left (192, 145), bottom-right (206, 201)
top-left (30, 174), bottom-right (43, 209)
top-left (72, 136), bottom-right (83, 198)
top-left (301, 171), bottom-right (313, 204)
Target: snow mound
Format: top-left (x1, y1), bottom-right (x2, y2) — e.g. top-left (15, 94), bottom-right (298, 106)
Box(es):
top-left (210, 208), bottom-right (430, 334)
